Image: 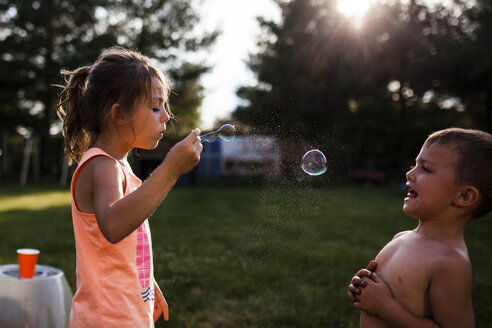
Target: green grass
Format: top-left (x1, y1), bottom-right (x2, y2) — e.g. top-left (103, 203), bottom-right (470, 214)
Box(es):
top-left (0, 184), bottom-right (491, 327)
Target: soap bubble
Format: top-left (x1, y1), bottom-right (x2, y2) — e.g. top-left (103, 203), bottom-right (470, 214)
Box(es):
top-left (301, 149), bottom-right (327, 176)
top-left (201, 124), bottom-right (236, 143)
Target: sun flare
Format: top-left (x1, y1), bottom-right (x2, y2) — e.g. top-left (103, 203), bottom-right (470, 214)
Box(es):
top-left (337, 0), bottom-right (371, 16)
top-left (337, 0), bottom-right (372, 28)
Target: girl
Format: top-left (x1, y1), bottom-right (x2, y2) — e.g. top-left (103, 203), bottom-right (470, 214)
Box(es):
top-left (56, 47), bottom-right (203, 327)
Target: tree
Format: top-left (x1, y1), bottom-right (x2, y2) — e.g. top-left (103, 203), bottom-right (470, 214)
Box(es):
top-left (167, 62), bottom-right (210, 138)
top-left (429, 0), bottom-right (492, 132)
top-left (233, 0), bottom-right (488, 177)
top-left (0, 0), bottom-right (217, 181)
top-left (0, 0), bottom-right (116, 181)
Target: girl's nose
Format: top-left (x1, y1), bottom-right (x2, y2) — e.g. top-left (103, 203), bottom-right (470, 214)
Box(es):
top-left (161, 107), bottom-right (170, 123)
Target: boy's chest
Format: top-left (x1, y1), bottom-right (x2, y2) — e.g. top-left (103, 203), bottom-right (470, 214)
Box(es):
top-left (375, 240), bottom-right (432, 317)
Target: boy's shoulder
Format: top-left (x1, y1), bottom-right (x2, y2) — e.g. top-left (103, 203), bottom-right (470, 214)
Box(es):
top-left (379, 229), bottom-right (471, 273)
top-left (428, 240), bottom-right (471, 278)
top-left (392, 230), bottom-right (411, 240)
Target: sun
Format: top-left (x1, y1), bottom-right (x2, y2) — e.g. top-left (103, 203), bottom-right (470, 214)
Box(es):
top-left (337, 0), bottom-right (371, 16)
top-left (337, 0), bottom-right (372, 28)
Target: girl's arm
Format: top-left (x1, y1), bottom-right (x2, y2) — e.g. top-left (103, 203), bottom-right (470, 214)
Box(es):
top-left (93, 129), bottom-right (202, 243)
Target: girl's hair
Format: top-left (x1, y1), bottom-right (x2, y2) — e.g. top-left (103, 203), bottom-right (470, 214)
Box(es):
top-left (56, 47), bottom-right (171, 165)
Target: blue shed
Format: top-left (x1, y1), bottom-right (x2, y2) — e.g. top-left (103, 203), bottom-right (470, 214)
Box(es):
top-left (196, 136), bottom-right (281, 180)
top-left (196, 139), bottom-right (223, 180)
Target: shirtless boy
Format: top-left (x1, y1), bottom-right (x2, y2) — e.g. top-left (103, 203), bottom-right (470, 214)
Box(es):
top-left (347, 128), bottom-right (492, 328)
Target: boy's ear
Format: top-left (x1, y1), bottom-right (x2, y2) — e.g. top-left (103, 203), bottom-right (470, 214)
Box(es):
top-left (453, 186), bottom-right (480, 208)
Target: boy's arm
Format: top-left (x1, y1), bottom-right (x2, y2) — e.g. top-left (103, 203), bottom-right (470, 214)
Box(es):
top-left (355, 257), bottom-right (475, 328)
top-left (428, 254), bottom-right (475, 327)
top-left (354, 273), bottom-right (440, 328)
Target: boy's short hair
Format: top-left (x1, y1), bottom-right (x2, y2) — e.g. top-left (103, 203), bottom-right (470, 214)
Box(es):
top-left (424, 128), bottom-right (492, 218)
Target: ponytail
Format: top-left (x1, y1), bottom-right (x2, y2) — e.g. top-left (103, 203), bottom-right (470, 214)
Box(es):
top-left (56, 66), bottom-right (92, 165)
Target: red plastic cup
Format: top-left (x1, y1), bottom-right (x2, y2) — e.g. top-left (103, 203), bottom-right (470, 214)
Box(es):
top-left (17, 248), bottom-right (40, 278)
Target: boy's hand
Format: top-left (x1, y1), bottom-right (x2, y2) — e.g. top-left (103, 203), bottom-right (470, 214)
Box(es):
top-left (348, 260), bottom-right (377, 301)
top-left (164, 129), bottom-right (203, 177)
top-left (353, 272), bottom-right (394, 316)
top-left (366, 260), bottom-right (377, 272)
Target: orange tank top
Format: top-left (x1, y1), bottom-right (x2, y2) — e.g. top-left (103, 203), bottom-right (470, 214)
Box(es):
top-left (69, 148), bottom-right (157, 327)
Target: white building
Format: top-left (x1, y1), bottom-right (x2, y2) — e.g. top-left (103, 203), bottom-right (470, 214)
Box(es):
top-left (197, 135), bottom-right (281, 179)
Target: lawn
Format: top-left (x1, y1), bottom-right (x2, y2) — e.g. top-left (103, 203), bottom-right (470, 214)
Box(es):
top-left (0, 184), bottom-right (491, 327)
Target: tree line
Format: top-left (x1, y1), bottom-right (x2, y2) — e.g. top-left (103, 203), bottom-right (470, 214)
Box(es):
top-left (233, 0), bottom-right (491, 180)
top-left (0, 0), bottom-right (217, 183)
top-left (1, 0), bottom-right (491, 183)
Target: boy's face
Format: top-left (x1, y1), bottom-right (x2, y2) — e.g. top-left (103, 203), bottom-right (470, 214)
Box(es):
top-left (404, 143), bottom-right (461, 220)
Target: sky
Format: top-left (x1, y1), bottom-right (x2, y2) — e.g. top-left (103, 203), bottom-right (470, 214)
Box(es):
top-left (195, 0), bottom-right (281, 129)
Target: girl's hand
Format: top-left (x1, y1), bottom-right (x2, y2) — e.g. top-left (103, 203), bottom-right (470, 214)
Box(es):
top-left (153, 280), bottom-right (169, 322)
top-left (164, 128), bottom-right (203, 177)
top-left (348, 260), bottom-right (377, 302)
top-left (353, 272), bottom-right (394, 316)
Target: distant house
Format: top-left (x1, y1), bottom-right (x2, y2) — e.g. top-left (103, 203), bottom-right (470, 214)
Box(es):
top-left (197, 135), bottom-right (281, 180)
top-left (131, 135), bottom-right (282, 183)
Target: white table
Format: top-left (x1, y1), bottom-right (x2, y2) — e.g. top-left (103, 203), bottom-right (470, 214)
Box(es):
top-left (0, 264), bottom-right (73, 328)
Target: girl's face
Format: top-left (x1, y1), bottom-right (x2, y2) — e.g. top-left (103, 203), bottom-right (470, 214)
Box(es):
top-left (403, 143), bottom-right (461, 220)
top-left (129, 78), bottom-right (170, 150)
